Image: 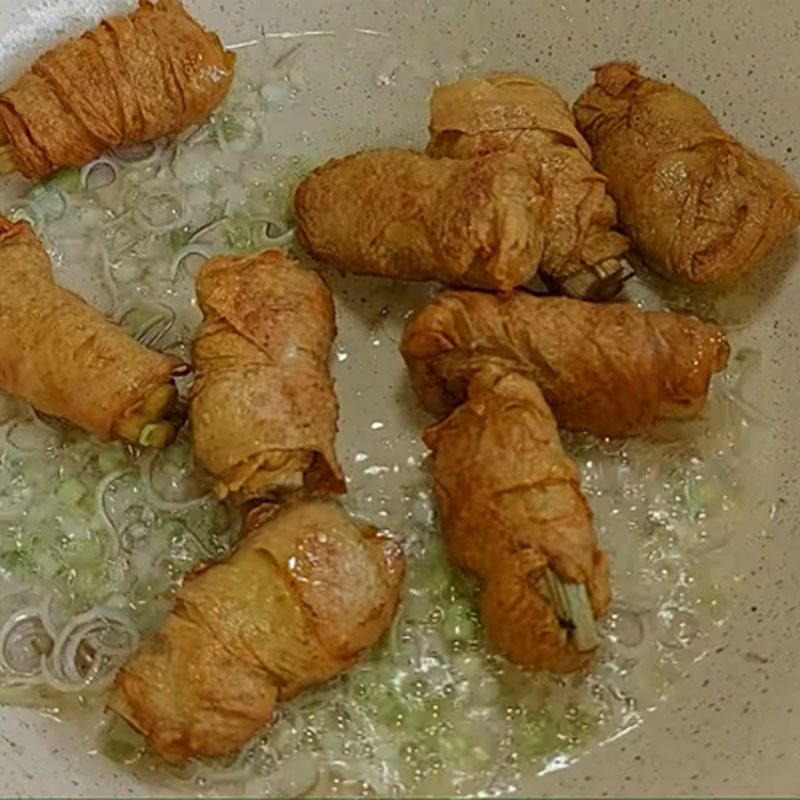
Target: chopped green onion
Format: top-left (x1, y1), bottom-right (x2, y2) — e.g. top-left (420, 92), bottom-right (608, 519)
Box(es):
top-left (220, 115), bottom-right (241, 142)
top-left (97, 444), bottom-right (129, 475)
top-left (697, 581), bottom-right (730, 624)
top-left (373, 685), bottom-right (407, 727)
top-left (414, 557), bottom-right (451, 597)
top-left (169, 225), bottom-right (194, 252)
top-left (405, 703), bottom-right (439, 732)
top-left (685, 478), bottom-right (720, 518)
top-left (0, 685), bottom-right (42, 708)
top-left (61, 533), bottom-right (107, 569)
top-left (101, 715), bottom-right (146, 765)
top-left (438, 729), bottom-right (494, 769)
top-left (512, 711), bottom-right (562, 760)
top-left (223, 212), bottom-right (254, 253)
top-left (46, 167), bottom-right (82, 193)
top-left (56, 478), bottom-right (87, 507)
top-left (443, 601), bottom-right (478, 642)
top-left (545, 569), bottom-right (600, 652)
top-left (67, 576), bottom-right (110, 612)
top-left (246, 186), bottom-right (273, 217)
top-left (0, 549), bottom-right (35, 576)
top-left (138, 422), bottom-right (175, 449)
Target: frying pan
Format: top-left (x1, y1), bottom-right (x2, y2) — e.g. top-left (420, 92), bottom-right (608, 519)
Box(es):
top-left (0, 0), bottom-right (797, 796)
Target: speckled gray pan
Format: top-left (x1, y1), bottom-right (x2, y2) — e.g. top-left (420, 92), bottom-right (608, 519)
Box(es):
top-left (0, 0), bottom-right (798, 797)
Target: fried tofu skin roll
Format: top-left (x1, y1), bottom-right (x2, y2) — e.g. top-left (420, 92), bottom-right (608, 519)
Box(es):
top-left (428, 73), bottom-right (630, 299)
top-left (110, 499), bottom-right (406, 762)
top-left (0, 0), bottom-right (235, 179)
top-left (293, 149), bottom-right (546, 291)
top-left (574, 62), bottom-right (800, 286)
top-left (401, 291), bottom-right (729, 437)
top-left (190, 249), bottom-right (345, 502)
top-left (0, 218), bottom-right (184, 446)
top-left (424, 370), bottom-right (611, 672)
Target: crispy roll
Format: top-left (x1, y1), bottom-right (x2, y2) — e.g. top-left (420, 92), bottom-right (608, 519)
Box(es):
top-left (574, 62), bottom-right (800, 286)
top-left (425, 370), bottom-right (611, 672)
top-left (190, 249), bottom-right (345, 502)
top-left (0, 0), bottom-right (235, 179)
top-left (0, 218), bottom-right (183, 445)
top-left (401, 290), bottom-right (729, 437)
top-left (293, 149), bottom-right (546, 292)
top-left (428, 73), bottom-right (630, 299)
top-left (111, 499), bottom-right (406, 762)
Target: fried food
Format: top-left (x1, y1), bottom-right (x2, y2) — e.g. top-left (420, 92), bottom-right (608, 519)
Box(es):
top-left (293, 149), bottom-right (546, 291)
top-left (110, 499), bottom-right (406, 762)
top-left (424, 369), bottom-right (611, 672)
top-left (428, 73), bottom-right (630, 299)
top-left (401, 290), bottom-right (729, 437)
top-left (574, 62), bottom-right (800, 286)
top-left (190, 249), bottom-right (345, 503)
top-left (0, 0), bottom-right (235, 179)
top-left (0, 218), bottom-right (184, 445)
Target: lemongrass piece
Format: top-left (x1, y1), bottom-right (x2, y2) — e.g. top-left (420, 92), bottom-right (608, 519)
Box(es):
top-left (557, 255), bottom-right (635, 300)
top-left (118, 416), bottom-right (176, 449)
top-left (564, 582), bottom-right (601, 651)
top-left (424, 370), bottom-right (611, 673)
top-left (113, 383), bottom-right (180, 448)
top-left (0, 145), bottom-right (17, 175)
top-left (139, 383), bottom-right (177, 419)
top-left (113, 414), bottom-right (155, 445)
top-left (545, 569), bottom-right (600, 652)
top-left (137, 422), bottom-right (176, 449)
top-left (544, 569), bottom-right (571, 622)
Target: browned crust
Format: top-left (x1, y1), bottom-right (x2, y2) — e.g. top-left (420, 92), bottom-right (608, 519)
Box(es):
top-left (190, 249), bottom-right (346, 502)
top-left (574, 62), bottom-right (800, 285)
top-left (424, 370), bottom-right (611, 672)
top-left (0, 0), bottom-right (235, 179)
top-left (401, 290), bottom-right (729, 436)
top-left (293, 148), bottom-right (546, 291)
top-left (0, 217), bottom-right (183, 438)
top-left (427, 73), bottom-right (629, 296)
top-left (110, 500), bottom-right (405, 762)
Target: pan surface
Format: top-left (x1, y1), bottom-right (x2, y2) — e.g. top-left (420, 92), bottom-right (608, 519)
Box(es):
top-left (0, 0), bottom-right (797, 796)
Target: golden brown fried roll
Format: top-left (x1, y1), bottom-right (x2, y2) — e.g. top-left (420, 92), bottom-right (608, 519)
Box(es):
top-left (110, 499), bottom-right (406, 762)
top-left (190, 249), bottom-right (345, 502)
top-left (0, 218), bottom-right (183, 445)
top-left (574, 62), bottom-right (800, 286)
top-left (293, 149), bottom-right (545, 291)
top-left (401, 290), bottom-right (729, 437)
top-left (0, 0), bottom-right (235, 179)
top-left (425, 370), bottom-right (611, 672)
top-left (428, 73), bottom-right (630, 299)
